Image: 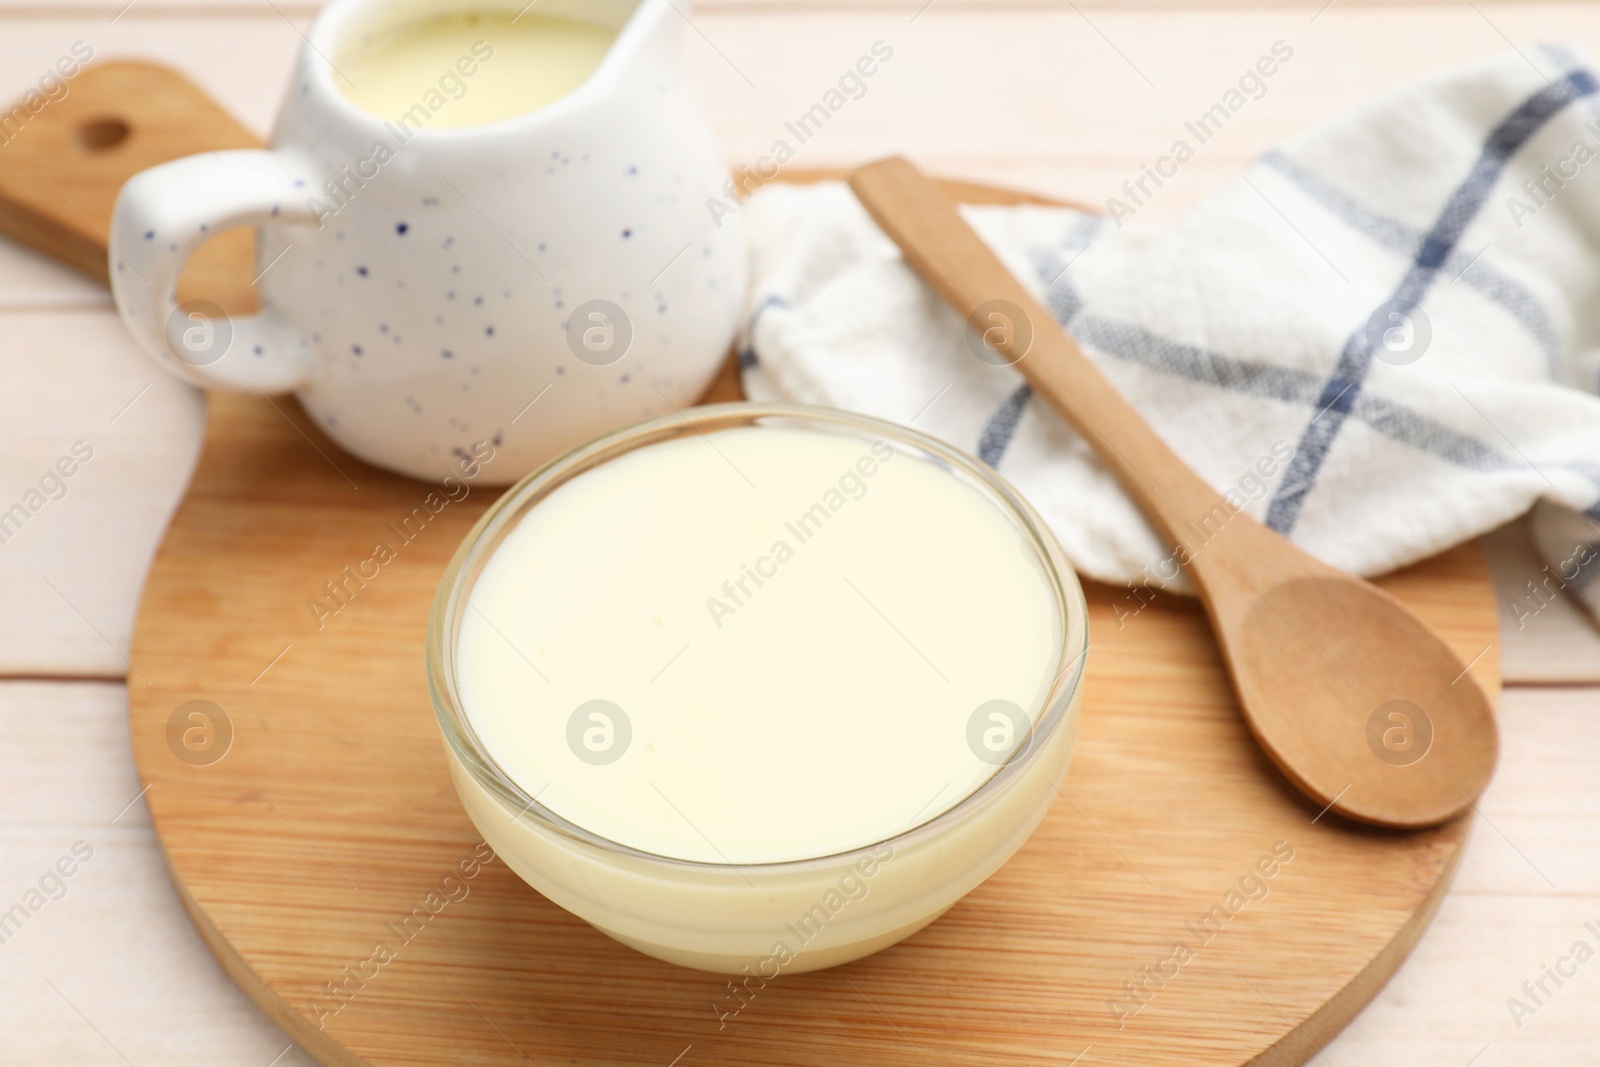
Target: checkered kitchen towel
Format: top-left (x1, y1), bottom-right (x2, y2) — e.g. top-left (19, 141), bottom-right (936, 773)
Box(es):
top-left (737, 47), bottom-right (1600, 622)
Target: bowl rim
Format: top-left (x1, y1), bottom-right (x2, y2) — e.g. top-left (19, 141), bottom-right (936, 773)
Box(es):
top-left (426, 401), bottom-right (1090, 875)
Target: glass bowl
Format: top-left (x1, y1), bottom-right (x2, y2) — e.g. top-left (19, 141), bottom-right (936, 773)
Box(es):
top-left (427, 402), bottom-right (1089, 974)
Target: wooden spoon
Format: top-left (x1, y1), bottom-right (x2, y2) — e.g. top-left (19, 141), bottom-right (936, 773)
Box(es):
top-left (849, 156), bottom-right (1497, 830)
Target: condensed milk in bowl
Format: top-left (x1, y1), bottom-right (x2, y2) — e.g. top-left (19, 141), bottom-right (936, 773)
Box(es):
top-left (428, 404), bottom-right (1088, 974)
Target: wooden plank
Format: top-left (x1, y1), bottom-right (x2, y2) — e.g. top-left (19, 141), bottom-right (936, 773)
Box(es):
top-left (0, 309), bottom-right (202, 677)
top-left (0, 680), bottom-right (316, 1067)
top-left (686, 2), bottom-right (1600, 205)
top-left (0, 0), bottom-right (1587, 12)
top-left (1484, 518), bottom-right (1600, 685)
top-left (0, 239), bottom-right (105, 310)
top-left (1325, 686), bottom-right (1600, 1065)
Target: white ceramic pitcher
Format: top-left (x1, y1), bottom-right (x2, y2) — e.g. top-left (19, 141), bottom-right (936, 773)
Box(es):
top-left (110, 0), bottom-right (743, 484)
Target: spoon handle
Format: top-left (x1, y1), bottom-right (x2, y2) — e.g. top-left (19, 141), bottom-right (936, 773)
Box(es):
top-left (849, 156), bottom-right (1282, 596)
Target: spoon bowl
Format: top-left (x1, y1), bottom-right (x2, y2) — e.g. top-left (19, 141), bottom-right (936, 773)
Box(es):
top-left (1223, 571), bottom-right (1496, 827)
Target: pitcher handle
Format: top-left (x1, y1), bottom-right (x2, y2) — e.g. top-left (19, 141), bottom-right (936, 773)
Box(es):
top-left (110, 149), bottom-right (320, 393)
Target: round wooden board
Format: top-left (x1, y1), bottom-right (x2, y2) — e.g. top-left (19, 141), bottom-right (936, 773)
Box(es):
top-left (129, 183), bottom-right (1499, 1067)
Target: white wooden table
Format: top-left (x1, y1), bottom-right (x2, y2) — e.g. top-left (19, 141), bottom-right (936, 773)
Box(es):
top-left (2, 2), bottom-right (1598, 1064)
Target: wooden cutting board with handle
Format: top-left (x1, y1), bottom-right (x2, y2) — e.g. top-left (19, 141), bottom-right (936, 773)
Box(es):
top-left (0, 61), bottom-right (1498, 1067)
top-left (0, 60), bottom-right (260, 311)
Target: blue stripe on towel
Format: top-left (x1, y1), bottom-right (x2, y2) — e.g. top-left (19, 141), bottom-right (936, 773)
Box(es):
top-left (971, 228), bottom-right (1103, 469)
top-left (1029, 248), bottom-right (1600, 503)
top-left (1258, 150), bottom-right (1562, 377)
top-left (978, 384), bottom-right (1032, 467)
top-left (1265, 68), bottom-right (1600, 534)
top-left (739, 294), bottom-right (787, 369)
top-left (1572, 542), bottom-right (1600, 593)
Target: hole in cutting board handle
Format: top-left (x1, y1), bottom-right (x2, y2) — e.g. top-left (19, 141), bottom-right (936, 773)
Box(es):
top-left (77, 117), bottom-right (129, 151)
